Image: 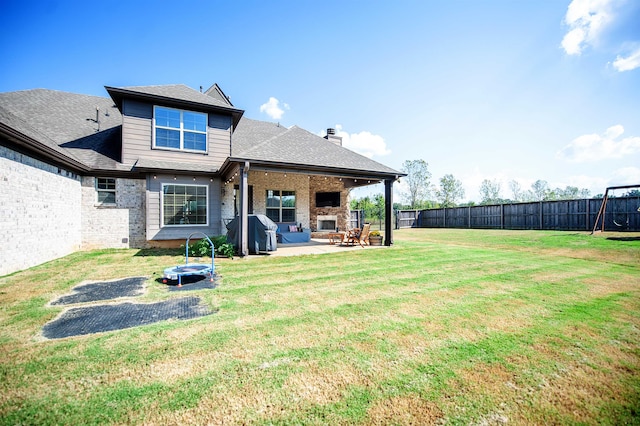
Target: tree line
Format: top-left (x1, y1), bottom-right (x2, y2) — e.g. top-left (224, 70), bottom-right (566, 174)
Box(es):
top-left (351, 159), bottom-right (637, 212)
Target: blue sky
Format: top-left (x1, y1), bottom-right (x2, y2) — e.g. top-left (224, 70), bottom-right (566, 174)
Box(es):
top-left (1, 0), bottom-right (639, 202)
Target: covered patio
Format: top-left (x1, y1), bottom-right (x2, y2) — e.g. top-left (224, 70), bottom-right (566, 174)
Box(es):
top-left (220, 119), bottom-right (404, 257)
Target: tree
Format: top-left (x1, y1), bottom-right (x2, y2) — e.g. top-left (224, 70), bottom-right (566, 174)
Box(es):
top-left (372, 193), bottom-right (385, 228)
top-left (436, 174), bottom-right (465, 207)
top-left (530, 180), bottom-right (549, 201)
top-left (479, 179), bottom-right (502, 205)
top-left (351, 194), bottom-right (385, 225)
top-left (544, 185), bottom-right (591, 201)
top-left (509, 180), bottom-right (525, 202)
top-left (400, 159), bottom-right (432, 208)
top-left (579, 188), bottom-right (591, 198)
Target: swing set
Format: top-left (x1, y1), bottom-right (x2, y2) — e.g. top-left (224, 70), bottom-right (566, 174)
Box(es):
top-left (591, 184), bottom-right (640, 234)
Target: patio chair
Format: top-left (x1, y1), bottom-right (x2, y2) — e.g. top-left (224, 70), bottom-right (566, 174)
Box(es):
top-left (344, 223), bottom-right (371, 247)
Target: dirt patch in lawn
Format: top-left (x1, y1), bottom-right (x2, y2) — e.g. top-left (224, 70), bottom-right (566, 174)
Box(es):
top-left (284, 363), bottom-right (373, 405)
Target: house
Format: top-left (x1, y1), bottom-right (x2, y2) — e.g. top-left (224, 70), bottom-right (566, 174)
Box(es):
top-left (0, 83), bottom-right (403, 275)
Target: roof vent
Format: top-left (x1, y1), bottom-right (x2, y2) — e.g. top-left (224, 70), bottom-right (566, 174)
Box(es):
top-left (324, 128), bottom-right (342, 146)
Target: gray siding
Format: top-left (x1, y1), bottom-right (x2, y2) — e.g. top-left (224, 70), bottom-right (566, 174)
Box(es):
top-left (121, 99), bottom-right (232, 170)
top-left (146, 174), bottom-right (223, 240)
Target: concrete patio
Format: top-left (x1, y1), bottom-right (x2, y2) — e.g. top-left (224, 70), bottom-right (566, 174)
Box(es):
top-left (250, 238), bottom-right (385, 257)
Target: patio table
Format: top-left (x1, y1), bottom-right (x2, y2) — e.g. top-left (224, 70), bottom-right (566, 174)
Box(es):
top-left (328, 232), bottom-right (345, 245)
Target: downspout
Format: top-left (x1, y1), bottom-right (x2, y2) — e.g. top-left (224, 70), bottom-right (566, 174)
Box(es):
top-left (239, 161), bottom-right (250, 256)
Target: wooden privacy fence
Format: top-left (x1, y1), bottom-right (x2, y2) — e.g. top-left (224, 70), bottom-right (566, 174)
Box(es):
top-left (396, 197), bottom-right (640, 232)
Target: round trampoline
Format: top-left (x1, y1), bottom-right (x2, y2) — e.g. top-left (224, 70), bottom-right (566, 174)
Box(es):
top-left (163, 232), bottom-right (216, 286)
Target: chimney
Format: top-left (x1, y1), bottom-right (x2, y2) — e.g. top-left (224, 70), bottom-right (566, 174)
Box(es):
top-left (324, 128), bottom-right (342, 146)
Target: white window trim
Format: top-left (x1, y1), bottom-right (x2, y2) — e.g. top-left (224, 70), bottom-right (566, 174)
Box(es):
top-left (153, 106), bottom-right (208, 154)
top-left (266, 189), bottom-right (296, 222)
top-left (95, 177), bottom-right (116, 206)
top-left (160, 183), bottom-right (209, 227)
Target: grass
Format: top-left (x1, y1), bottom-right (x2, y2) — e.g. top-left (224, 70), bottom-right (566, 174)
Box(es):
top-left (0, 229), bottom-right (638, 424)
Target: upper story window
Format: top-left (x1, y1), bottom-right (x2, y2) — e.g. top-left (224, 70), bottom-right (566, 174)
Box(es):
top-left (95, 177), bottom-right (116, 205)
top-left (153, 106), bottom-right (207, 153)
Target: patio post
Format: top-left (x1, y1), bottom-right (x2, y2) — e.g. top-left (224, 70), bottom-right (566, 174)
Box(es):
top-left (239, 161), bottom-right (250, 256)
top-left (384, 178), bottom-right (394, 246)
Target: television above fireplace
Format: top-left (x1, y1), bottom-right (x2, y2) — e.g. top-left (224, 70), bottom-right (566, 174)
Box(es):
top-left (315, 191), bottom-right (340, 208)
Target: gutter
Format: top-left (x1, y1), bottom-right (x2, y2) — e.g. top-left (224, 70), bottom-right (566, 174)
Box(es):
top-left (223, 157), bottom-right (405, 181)
top-left (0, 123), bottom-right (89, 173)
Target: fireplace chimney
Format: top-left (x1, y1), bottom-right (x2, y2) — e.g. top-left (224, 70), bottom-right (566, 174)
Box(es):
top-left (324, 128), bottom-right (342, 146)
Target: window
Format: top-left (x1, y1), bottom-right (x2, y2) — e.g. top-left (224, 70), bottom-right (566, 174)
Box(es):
top-left (154, 106), bottom-right (207, 152)
top-left (162, 184), bottom-right (208, 226)
top-left (95, 178), bottom-right (116, 205)
top-left (266, 190), bottom-right (296, 222)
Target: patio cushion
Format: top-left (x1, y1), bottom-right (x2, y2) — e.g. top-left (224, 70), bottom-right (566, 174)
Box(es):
top-left (276, 222), bottom-right (311, 243)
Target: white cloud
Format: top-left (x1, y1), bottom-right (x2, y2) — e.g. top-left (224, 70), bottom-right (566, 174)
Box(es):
top-left (561, 0), bottom-right (615, 55)
top-left (259, 97), bottom-right (289, 120)
top-left (557, 125), bottom-right (640, 162)
top-left (611, 166), bottom-right (640, 184)
top-left (559, 174), bottom-right (609, 195)
top-left (332, 124), bottom-right (391, 158)
top-left (613, 46), bottom-right (640, 71)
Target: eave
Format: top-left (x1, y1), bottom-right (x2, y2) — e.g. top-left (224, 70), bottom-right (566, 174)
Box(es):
top-left (105, 86), bottom-right (244, 129)
top-left (0, 123), bottom-right (89, 173)
top-left (221, 157), bottom-right (405, 187)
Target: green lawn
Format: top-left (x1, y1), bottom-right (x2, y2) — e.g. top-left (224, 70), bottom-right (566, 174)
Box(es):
top-left (1, 229), bottom-right (639, 425)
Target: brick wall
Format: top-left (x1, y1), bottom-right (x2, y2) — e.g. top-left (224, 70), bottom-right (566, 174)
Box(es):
top-left (248, 171), bottom-right (310, 227)
top-left (0, 145), bottom-right (82, 276)
top-left (80, 177), bottom-right (147, 249)
top-left (219, 172), bottom-right (352, 232)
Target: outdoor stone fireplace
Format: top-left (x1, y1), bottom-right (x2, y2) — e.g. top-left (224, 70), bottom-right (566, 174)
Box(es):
top-left (316, 215), bottom-right (338, 232)
top-left (309, 176), bottom-right (350, 235)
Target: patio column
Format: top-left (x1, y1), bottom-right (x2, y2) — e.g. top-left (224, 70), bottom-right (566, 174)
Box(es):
top-left (384, 178), bottom-right (394, 246)
top-left (239, 161), bottom-right (250, 256)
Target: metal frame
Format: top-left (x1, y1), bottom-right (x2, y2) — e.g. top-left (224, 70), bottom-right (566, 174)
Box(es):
top-left (591, 184), bottom-right (640, 234)
top-left (163, 232), bottom-right (216, 286)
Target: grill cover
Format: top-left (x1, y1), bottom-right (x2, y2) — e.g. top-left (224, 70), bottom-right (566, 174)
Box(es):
top-left (226, 214), bottom-right (278, 254)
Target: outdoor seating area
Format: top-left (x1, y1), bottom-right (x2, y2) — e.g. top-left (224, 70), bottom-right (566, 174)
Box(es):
top-left (323, 223), bottom-right (372, 247)
top-left (343, 223), bottom-right (371, 247)
top-left (275, 222), bottom-right (311, 244)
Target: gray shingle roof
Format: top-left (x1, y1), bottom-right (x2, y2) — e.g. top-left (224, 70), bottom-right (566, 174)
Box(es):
top-left (232, 118), bottom-right (401, 177)
top-left (1, 87), bottom-right (402, 178)
top-left (133, 158), bottom-right (218, 173)
top-left (113, 84), bottom-right (233, 110)
top-left (0, 89), bottom-right (125, 170)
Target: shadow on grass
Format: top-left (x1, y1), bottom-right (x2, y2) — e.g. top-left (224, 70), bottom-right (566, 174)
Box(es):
top-left (606, 236), bottom-right (640, 242)
top-left (134, 248), bottom-right (183, 257)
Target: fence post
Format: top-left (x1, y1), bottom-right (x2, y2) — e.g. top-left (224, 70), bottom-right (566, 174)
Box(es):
top-left (585, 199), bottom-right (590, 231)
top-left (539, 201), bottom-right (543, 230)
